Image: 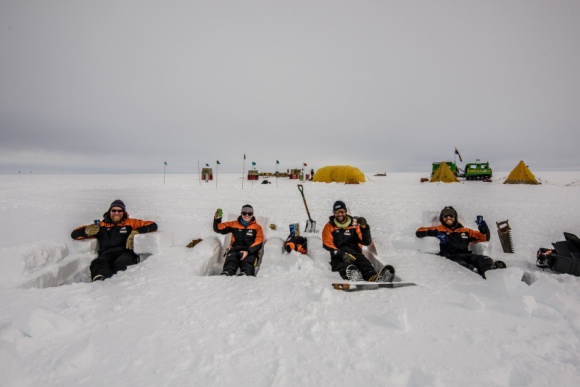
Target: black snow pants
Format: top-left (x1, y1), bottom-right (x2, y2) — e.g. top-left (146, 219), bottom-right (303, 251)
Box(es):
top-left (445, 253), bottom-right (494, 278)
top-left (90, 250), bottom-right (140, 280)
top-left (222, 251), bottom-right (258, 276)
top-left (331, 251), bottom-right (377, 281)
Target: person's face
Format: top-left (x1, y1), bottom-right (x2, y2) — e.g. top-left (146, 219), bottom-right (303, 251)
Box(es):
top-left (442, 214), bottom-right (455, 227)
top-left (241, 210), bottom-right (253, 221)
top-left (334, 209), bottom-right (347, 223)
top-left (110, 207), bottom-right (124, 223)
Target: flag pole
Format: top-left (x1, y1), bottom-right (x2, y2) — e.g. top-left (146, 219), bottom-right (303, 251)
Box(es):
top-left (163, 162), bottom-right (166, 184)
top-left (275, 160), bottom-right (278, 187)
top-left (197, 160), bottom-right (201, 185)
top-left (242, 154), bottom-right (246, 189)
top-left (216, 161), bottom-right (219, 188)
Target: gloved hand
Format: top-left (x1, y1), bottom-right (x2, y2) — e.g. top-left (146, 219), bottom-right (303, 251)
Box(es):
top-left (436, 233), bottom-right (449, 244)
top-left (342, 252), bottom-right (357, 264)
top-left (357, 217), bottom-right (368, 229)
top-left (85, 224), bottom-right (99, 236)
top-left (126, 230), bottom-right (139, 250)
top-left (215, 208), bottom-right (223, 219)
top-left (475, 216), bottom-right (489, 234)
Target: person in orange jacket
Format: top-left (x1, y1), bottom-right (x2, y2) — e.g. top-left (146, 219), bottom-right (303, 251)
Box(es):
top-left (322, 200), bottom-right (394, 282)
top-left (416, 206), bottom-right (506, 278)
top-left (71, 199), bottom-right (157, 282)
top-left (213, 204), bottom-right (264, 276)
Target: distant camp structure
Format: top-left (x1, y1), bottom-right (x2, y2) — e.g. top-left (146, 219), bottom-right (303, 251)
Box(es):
top-left (431, 161), bottom-right (459, 177)
top-left (201, 167), bottom-right (213, 181)
top-left (313, 165), bottom-right (365, 184)
top-left (430, 161), bottom-right (460, 183)
top-left (504, 160), bottom-right (540, 185)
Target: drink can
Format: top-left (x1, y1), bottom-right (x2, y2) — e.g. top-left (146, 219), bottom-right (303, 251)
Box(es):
top-left (289, 223), bottom-right (300, 238)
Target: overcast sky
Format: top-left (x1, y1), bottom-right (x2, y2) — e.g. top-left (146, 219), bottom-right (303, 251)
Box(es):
top-left (1, 0), bottom-right (579, 174)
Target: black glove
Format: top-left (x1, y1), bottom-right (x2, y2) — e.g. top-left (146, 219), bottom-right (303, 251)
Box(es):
top-left (476, 216), bottom-right (490, 234)
top-left (357, 217), bottom-right (368, 229)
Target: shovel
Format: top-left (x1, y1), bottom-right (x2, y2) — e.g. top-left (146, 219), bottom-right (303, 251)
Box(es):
top-left (297, 184), bottom-right (316, 233)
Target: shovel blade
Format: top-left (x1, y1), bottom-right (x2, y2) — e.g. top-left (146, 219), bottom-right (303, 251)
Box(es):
top-left (305, 220), bottom-right (317, 233)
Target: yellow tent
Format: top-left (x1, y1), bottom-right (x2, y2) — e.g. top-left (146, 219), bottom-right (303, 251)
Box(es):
top-left (504, 160), bottom-right (540, 184)
top-left (430, 161), bottom-right (460, 183)
top-left (313, 165), bottom-right (366, 184)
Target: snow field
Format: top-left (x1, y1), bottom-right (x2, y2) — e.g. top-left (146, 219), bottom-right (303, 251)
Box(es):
top-left (1, 172), bottom-right (580, 386)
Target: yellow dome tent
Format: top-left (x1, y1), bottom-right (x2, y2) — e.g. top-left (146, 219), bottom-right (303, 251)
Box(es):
top-left (312, 165), bottom-right (366, 184)
top-left (430, 161), bottom-right (460, 183)
top-left (504, 160), bottom-right (540, 184)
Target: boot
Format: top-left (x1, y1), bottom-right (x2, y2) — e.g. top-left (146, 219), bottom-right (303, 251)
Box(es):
top-left (346, 265), bottom-right (364, 281)
top-left (376, 265), bottom-right (395, 282)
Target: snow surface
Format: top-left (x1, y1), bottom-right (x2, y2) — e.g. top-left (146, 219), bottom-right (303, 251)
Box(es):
top-left (1, 172), bottom-right (580, 387)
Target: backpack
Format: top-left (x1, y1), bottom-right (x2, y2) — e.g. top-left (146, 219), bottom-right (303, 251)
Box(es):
top-left (285, 235), bottom-right (307, 254)
top-left (536, 232), bottom-right (580, 275)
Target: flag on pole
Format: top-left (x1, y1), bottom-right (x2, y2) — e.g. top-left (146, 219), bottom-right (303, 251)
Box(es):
top-left (217, 160), bottom-right (220, 165)
top-left (276, 160), bottom-right (279, 164)
top-left (206, 163), bottom-right (209, 167)
top-left (454, 147), bottom-right (463, 162)
top-left (303, 163), bottom-right (307, 167)
top-left (244, 154), bottom-right (246, 160)
top-left (252, 162), bottom-right (256, 166)
top-left (164, 161), bottom-right (167, 165)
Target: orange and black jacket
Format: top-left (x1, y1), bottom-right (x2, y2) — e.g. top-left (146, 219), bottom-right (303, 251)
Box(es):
top-left (416, 223), bottom-right (488, 257)
top-left (71, 212), bottom-right (157, 255)
top-left (213, 216), bottom-right (264, 256)
top-left (322, 215), bottom-right (372, 258)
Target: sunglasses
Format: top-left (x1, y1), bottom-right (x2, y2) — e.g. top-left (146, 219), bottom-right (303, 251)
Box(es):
top-left (443, 214), bottom-right (455, 219)
top-left (241, 212), bottom-right (253, 216)
top-left (334, 210), bottom-right (347, 215)
top-left (111, 209), bottom-right (124, 213)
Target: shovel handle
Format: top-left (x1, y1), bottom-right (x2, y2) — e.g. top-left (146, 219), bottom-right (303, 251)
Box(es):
top-left (297, 184), bottom-right (313, 221)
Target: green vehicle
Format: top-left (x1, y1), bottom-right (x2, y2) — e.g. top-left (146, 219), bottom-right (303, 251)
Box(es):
top-left (431, 161), bottom-right (459, 177)
top-left (464, 160), bottom-right (492, 180)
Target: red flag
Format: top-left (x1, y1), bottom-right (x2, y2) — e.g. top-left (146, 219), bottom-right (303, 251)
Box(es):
top-left (303, 163), bottom-right (307, 167)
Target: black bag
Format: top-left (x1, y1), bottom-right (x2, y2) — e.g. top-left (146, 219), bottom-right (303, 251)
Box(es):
top-left (285, 235), bottom-right (307, 254)
top-left (537, 232), bottom-right (580, 276)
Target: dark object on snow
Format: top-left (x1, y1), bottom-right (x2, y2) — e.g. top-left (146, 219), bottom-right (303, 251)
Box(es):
top-left (261, 180), bottom-right (271, 184)
top-left (285, 235), bottom-right (307, 254)
top-left (496, 220), bottom-right (514, 253)
top-left (186, 238), bottom-right (203, 248)
top-left (536, 232), bottom-right (580, 276)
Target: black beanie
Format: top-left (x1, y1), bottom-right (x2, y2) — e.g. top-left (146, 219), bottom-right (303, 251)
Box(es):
top-left (333, 200), bottom-right (347, 212)
top-left (439, 206), bottom-right (457, 223)
top-left (109, 199), bottom-right (126, 212)
top-left (241, 204), bottom-right (253, 213)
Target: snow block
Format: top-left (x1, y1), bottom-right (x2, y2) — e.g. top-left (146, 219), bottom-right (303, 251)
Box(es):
top-left (68, 238), bottom-right (98, 254)
top-left (0, 241), bottom-right (68, 285)
top-left (304, 236), bottom-right (331, 269)
top-left (485, 267), bottom-right (527, 296)
top-left (189, 236), bottom-right (221, 276)
top-left (134, 230), bottom-right (173, 255)
top-left (0, 341), bottom-right (28, 385)
top-left (469, 241), bottom-right (491, 255)
top-left (23, 241), bottom-right (68, 273)
top-left (263, 236), bottom-right (285, 256)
